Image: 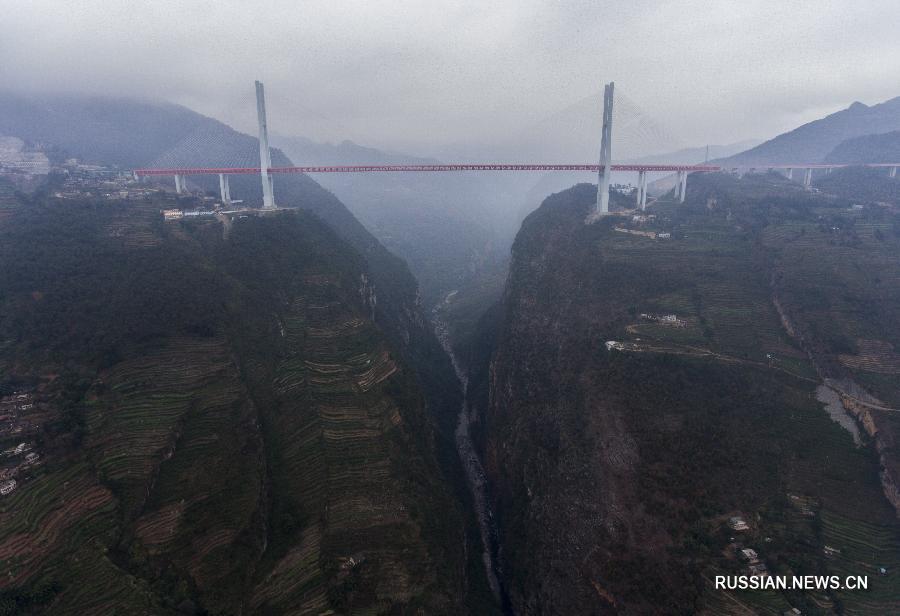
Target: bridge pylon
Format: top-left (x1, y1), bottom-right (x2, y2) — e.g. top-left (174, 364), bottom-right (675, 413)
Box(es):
top-left (256, 80), bottom-right (276, 210)
top-left (589, 81), bottom-right (615, 221)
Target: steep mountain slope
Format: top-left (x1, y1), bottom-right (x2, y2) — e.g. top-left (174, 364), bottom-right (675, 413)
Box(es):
top-left (472, 177), bottom-right (900, 614)
top-left (0, 193), bottom-right (477, 614)
top-left (0, 90), bottom-right (463, 448)
top-left (0, 91), bottom-right (499, 613)
top-left (145, 123), bottom-right (472, 453)
top-left (0, 92), bottom-right (224, 168)
top-left (814, 166), bottom-right (900, 205)
top-left (825, 130), bottom-right (900, 164)
top-left (716, 96), bottom-right (900, 165)
top-left (0, 90), bottom-right (518, 310)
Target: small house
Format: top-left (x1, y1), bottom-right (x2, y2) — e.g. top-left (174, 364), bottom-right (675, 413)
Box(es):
top-left (729, 516), bottom-right (749, 531)
top-left (740, 548), bottom-right (758, 562)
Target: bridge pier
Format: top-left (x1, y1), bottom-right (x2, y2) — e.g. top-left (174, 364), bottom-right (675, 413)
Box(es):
top-left (786, 168), bottom-right (793, 180)
top-left (592, 81), bottom-right (615, 218)
top-left (642, 172), bottom-right (649, 209)
top-left (891, 166), bottom-right (897, 178)
top-left (218, 173), bottom-right (232, 206)
top-left (174, 174), bottom-right (186, 194)
top-left (673, 170), bottom-right (687, 203)
top-left (635, 170), bottom-right (648, 210)
top-left (803, 168), bottom-right (812, 188)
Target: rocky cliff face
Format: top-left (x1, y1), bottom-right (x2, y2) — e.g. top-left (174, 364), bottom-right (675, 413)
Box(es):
top-left (0, 195), bottom-right (473, 614)
top-left (478, 178), bottom-right (900, 614)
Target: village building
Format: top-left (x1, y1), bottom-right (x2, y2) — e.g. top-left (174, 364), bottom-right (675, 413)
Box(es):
top-left (729, 516), bottom-right (750, 531)
top-left (5, 442), bottom-right (32, 457)
top-left (0, 479), bottom-right (17, 496)
top-left (615, 227), bottom-right (657, 239)
top-left (740, 548), bottom-right (759, 562)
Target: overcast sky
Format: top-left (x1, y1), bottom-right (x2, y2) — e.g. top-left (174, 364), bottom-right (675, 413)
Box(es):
top-left (2, 0), bottom-right (899, 158)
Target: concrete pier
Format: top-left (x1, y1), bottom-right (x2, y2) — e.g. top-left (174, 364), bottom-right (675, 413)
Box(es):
top-left (635, 170), bottom-right (648, 210)
top-left (218, 174), bottom-right (232, 206)
top-left (673, 170), bottom-right (687, 203)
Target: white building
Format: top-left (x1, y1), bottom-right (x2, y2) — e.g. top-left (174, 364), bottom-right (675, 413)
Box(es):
top-left (0, 479), bottom-right (17, 495)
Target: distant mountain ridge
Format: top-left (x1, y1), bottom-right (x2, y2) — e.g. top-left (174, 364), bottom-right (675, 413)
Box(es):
top-left (625, 140), bottom-right (761, 166)
top-left (824, 130), bottom-right (900, 164)
top-left (716, 96), bottom-right (900, 166)
top-left (0, 91), bottom-right (224, 168)
top-left (273, 134), bottom-right (440, 166)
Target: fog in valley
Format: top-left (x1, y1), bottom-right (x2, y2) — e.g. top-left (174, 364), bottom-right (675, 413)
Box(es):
top-left (2, 2), bottom-right (900, 614)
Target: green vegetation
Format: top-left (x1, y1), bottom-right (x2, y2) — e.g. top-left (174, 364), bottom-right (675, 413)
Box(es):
top-left (0, 193), bottom-right (477, 613)
top-left (815, 166), bottom-right (900, 205)
top-left (473, 175), bottom-right (900, 614)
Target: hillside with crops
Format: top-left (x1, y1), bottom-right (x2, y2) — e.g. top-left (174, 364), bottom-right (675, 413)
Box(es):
top-left (0, 192), bottom-right (483, 614)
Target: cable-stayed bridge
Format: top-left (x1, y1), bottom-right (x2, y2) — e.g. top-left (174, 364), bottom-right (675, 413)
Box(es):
top-left (134, 81), bottom-right (900, 216)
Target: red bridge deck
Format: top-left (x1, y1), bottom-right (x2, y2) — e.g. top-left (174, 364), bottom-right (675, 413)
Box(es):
top-left (134, 164), bottom-right (723, 176)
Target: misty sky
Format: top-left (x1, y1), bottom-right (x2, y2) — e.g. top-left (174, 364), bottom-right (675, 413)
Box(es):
top-left (2, 0), bottom-right (899, 159)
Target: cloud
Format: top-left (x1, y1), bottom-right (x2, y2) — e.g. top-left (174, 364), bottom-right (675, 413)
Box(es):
top-left (1, 0), bottom-right (899, 157)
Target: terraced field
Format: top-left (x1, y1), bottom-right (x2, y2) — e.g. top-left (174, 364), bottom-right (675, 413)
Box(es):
top-left (0, 462), bottom-right (155, 613)
top-left (0, 178), bottom-right (17, 225)
top-left (0, 199), bottom-right (469, 612)
top-left (233, 256), bottom-right (455, 613)
top-left (822, 511), bottom-right (900, 614)
top-left (483, 178), bottom-right (900, 613)
top-left (599, 211), bottom-right (804, 362)
top-left (764, 220), bottom-right (900, 399)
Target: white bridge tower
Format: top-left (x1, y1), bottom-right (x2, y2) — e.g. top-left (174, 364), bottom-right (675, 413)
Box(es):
top-left (256, 80), bottom-right (276, 210)
top-left (594, 81), bottom-right (615, 217)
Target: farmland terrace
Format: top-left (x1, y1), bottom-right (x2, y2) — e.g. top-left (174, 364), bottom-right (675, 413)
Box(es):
top-left (0, 193), bottom-right (474, 614)
top-left (472, 173), bottom-right (900, 614)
